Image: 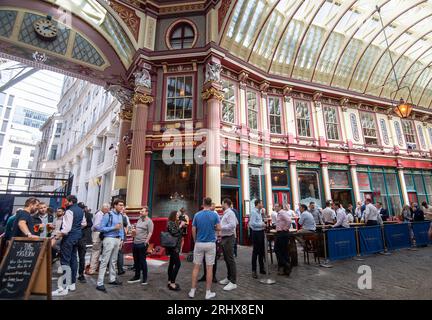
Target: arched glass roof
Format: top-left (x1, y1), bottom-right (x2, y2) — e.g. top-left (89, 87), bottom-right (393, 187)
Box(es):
top-left (221, 0), bottom-right (432, 109)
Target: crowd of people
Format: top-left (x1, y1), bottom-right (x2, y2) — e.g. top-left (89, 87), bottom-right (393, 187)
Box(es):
top-left (1, 194), bottom-right (432, 300)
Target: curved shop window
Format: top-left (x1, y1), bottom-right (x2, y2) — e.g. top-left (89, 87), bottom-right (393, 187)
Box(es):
top-left (357, 167), bottom-right (402, 215)
top-left (404, 170), bottom-right (432, 205)
top-left (298, 167), bottom-right (323, 208)
top-left (271, 161), bottom-right (291, 208)
top-left (150, 152), bottom-right (202, 218)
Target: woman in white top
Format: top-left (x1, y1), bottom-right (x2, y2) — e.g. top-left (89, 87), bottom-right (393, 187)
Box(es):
top-left (333, 202), bottom-right (350, 228)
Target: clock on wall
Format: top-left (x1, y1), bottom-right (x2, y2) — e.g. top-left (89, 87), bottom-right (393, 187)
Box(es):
top-left (33, 17), bottom-right (58, 40)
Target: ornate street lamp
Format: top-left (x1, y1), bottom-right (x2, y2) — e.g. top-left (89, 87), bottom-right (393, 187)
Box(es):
top-left (394, 98), bottom-right (413, 118)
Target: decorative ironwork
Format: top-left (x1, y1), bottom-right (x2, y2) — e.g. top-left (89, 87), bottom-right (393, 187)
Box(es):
top-left (417, 124), bottom-right (426, 149)
top-left (350, 113), bottom-right (360, 142)
top-left (32, 51), bottom-right (47, 63)
top-left (394, 121), bottom-right (404, 147)
top-left (379, 119), bottom-right (389, 145)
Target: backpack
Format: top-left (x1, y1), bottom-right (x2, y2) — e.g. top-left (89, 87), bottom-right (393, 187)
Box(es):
top-left (99, 213), bottom-right (113, 240)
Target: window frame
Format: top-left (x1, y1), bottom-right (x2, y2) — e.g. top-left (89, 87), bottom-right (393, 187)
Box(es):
top-left (359, 111), bottom-right (380, 146)
top-left (166, 20), bottom-right (198, 50)
top-left (221, 78), bottom-right (237, 125)
top-left (401, 119), bottom-right (418, 149)
top-left (322, 104), bottom-right (342, 141)
top-left (294, 99), bottom-right (314, 139)
top-left (268, 96), bottom-right (283, 135)
top-left (246, 89), bottom-right (260, 131)
top-left (164, 74), bottom-right (195, 121)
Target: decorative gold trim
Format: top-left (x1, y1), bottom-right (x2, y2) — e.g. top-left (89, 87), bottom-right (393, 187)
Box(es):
top-left (133, 93), bottom-right (154, 105)
top-left (201, 87), bottom-right (224, 101)
top-left (119, 109), bottom-right (133, 121)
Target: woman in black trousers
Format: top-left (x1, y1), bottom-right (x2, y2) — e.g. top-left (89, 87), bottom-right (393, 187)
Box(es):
top-left (167, 211), bottom-right (185, 291)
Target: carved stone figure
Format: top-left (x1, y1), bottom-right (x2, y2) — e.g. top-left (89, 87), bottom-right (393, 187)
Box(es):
top-left (107, 85), bottom-right (133, 106)
top-left (133, 69), bottom-right (151, 89)
top-left (205, 62), bottom-right (221, 83)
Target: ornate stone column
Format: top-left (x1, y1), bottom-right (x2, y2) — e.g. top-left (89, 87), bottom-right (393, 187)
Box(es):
top-left (126, 89), bottom-right (153, 210)
top-left (202, 60), bottom-right (223, 205)
top-left (239, 72), bottom-right (250, 214)
top-left (350, 164), bottom-right (361, 204)
top-left (321, 163), bottom-right (332, 201)
top-left (289, 160), bottom-right (299, 210)
top-left (397, 167), bottom-right (410, 205)
top-left (108, 86), bottom-right (133, 193)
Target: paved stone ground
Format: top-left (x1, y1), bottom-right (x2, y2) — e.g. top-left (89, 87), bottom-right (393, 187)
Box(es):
top-left (52, 245), bottom-right (432, 300)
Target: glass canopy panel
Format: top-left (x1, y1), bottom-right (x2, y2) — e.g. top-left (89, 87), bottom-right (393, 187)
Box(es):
top-left (223, 0), bottom-right (432, 109)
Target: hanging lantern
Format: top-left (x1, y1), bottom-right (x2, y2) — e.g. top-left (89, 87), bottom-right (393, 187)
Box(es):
top-left (394, 98), bottom-right (413, 118)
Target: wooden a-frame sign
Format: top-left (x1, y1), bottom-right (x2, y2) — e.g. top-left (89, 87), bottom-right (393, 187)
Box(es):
top-left (0, 237), bottom-right (52, 300)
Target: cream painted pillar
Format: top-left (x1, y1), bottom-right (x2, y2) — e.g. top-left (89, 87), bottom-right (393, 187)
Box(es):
top-left (260, 86), bottom-right (273, 215)
top-left (350, 165), bottom-right (361, 204)
top-left (289, 161), bottom-right (299, 210)
top-left (321, 164), bottom-right (331, 201)
top-left (283, 87), bottom-right (296, 143)
top-left (114, 108), bottom-right (132, 190)
top-left (398, 168), bottom-right (409, 205)
top-left (313, 93), bottom-right (327, 147)
top-left (202, 82), bottom-right (223, 206)
top-left (239, 76), bottom-right (250, 212)
top-left (126, 89), bottom-right (153, 210)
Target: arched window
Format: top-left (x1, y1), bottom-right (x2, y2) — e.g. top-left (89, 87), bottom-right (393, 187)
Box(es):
top-left (169, 22), bottom-right (195, 49)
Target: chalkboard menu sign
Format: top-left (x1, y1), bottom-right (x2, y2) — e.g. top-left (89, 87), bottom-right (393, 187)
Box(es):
top-left (0, 238), bottom-right (51, 300)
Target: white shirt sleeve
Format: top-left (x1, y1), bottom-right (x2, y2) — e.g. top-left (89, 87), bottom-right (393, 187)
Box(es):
top-left (60, 210), bottom-right (73, 235)
top-left (81, 214), bottom-right (87, 227)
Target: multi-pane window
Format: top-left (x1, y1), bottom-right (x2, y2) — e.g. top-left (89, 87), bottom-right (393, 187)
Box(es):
top-left (30, 149), bottom-right (35, 158)
top-left (268, 97), bottom-right (282, 134)
top-left (11, 158), bottom-right (19, 168)
top-left (401, 120), bottom-right (417, 149)
top-left (247, 91), bottom-right (258, 130)
top-left (55, 123), bottom-right (62, 137)
top-left (295, 100), bottom-right (311, 137)
top-left (13, 147), bottom-right (21, 155)
top-left (9, 172), bottom-right (16, 185)
top-left (221, 79), bottom-right (235, 123)
top-left (169, 23), bottom-right (195, 49)
top-left (323, 105), bottom-right (340, 140)
top-left (360, 112), bottom-right (378, 145)
top-left (49, 145), bottom-right (58, 161)
top-left (166, 76), bottom-right (193, 120)
top-left (1, 120), bottom-right (7, 132)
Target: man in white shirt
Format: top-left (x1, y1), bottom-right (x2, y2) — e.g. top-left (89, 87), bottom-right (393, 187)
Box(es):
top-left (219, 198), bottom-right (238, 291)
top-left (87, 203), bottom-right (110, 275)
top-left (283, 204), bottom-right (297, 229)
top-left (364, 198), bottom-right (382, 226)
top-left (322, 201), bottom-right (336, 225)
top-left (333, 202), bottom-right (350, 228)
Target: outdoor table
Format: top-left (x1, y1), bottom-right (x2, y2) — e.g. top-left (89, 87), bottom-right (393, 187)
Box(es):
top-left (266, 230), bottom-right (299, 267)
top-left (383, 221), bottom-right (399, 224)
top-left (349, 223), bottom-right (366, 227)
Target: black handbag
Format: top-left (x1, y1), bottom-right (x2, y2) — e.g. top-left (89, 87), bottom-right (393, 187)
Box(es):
top-left (160, 231), bottom-right (177, 248)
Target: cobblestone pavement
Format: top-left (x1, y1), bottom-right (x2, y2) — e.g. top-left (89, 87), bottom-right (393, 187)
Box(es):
top-left (52, 245), bottom-right (432, 300)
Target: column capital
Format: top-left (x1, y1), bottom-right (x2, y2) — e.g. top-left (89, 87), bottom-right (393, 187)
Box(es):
top-left (119, 108), bottom-right (133, 121)
top-left (202, 86), bottom-right (224, 101)
top-left (133, 92), bottom-right (154, 105)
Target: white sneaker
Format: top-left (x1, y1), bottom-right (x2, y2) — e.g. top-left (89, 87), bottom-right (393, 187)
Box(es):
top-left (205, 291), bottom-right (216, 300)
top-left (52, 287), bottom-right (69, 297)
top-left (188, 289), bottom-right (196, 299)
top-left (219, 278), bottom-right (229, 285)
top-left (68, 283), bottom-right (76, 291)
top-left (223, 282), bottom-right (237, 291)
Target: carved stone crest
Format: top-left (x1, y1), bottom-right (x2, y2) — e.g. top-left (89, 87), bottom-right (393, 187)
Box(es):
top-left (107, 85), bottom-right (133, 106)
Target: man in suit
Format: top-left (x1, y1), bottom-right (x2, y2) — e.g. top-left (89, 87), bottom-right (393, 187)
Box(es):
top-left (376, 202), bottom-right (389, 222)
